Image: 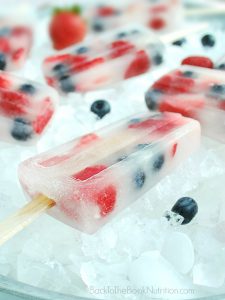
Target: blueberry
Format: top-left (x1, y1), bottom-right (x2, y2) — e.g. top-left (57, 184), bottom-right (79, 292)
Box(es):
top-left (129, 118), bottom-right (141, 125)
top-left (201, 34), bottom-right (216, 47)
top-left (209, 84), bottom-right (225, 99)
top-left (59, 75), bottom-right (75, 93)
top-left (145, 89), bottom-right (162, 111)
top-left (182, 71), bottom-right (196, 78)
top-left (0, 27), bottom-right (10, 37)
top-left (0, 53), bottom-right (6, 70)
top-left (19, 84), bottom-right (36, 94)
top-left (92, 21), bottom-right (104, 32)
top-left (117, 155), bottom-right (127, 162)
top-left (116, 32), bottom-right (127, 39)
top-left (133, 169), bottom-right (146, 189)
top-left (11, 118), bottom-right (33, 141)
top-left (52, 64), bottom-right (68, 78)
top-left (90, 100), bottom-right (111, 119)
top-left (152, 53), bottom-right (163, 65)
top-left (172, 38), bottom-right (186, 47)
top-left (135, 143), bottom-right (150, 150)
top-left (217, 63), bottom-right (225, 70)
top-left (76, 46), bottom-right (89, 54)
top-left (131, 29), bottom-right (140, 35)
top-left (171, 197), bottom-right (198, 225)
top-left (152, 154), bottom-right (165, 171)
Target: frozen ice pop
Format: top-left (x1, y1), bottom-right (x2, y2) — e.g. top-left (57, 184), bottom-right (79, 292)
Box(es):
top-left (43, 25), bottom-right (164, 94)
top-left (145, 66), bottom-right (225, 143)
top-left (0, 71), bottom-right (58, 145)
top-left (0, 22), bottom-right (32, 71)
top-left (87, 0), bottom-right (182, 33)
top-left (18, 112), bottom-right (200, 234)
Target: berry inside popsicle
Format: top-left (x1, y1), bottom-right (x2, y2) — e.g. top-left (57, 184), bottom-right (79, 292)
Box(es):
top-left (145, 65), bottom-right (225, 143)
top-left (0, 71), bottom-right (58, 145)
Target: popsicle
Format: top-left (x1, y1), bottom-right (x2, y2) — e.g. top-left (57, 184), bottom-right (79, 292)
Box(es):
top-left (0, 22), bottom-right (32, 71)
top-left (16, 112), bottom-right (200, 235)
top-left (43, 23), bottom-right (207, 94)
top-left (0, 71), bottom-right (58, 145)
top-left (145, 65), bottom-right (225, 143)
top-left (43, 24), bottom-right (164, 94)
top-left (87, 0), bottom-right (182, 33)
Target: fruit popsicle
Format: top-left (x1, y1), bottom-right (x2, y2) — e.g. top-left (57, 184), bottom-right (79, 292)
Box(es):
top-left (0, 71), bottom-right (58, 145)
top-left (19, 112), bottom-right (200, 234)
top-left (87, 0), bottom-right (182, 33)
top-left (0, 22), bottom-right (32, 71)
top-left (43, 25), bottom-right (164, 94)
top-left (145, 66), bottom-right (225, 143)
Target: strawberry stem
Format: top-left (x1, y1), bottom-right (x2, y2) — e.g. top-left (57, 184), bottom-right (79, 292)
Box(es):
top-left (53, 5), bottom-right (82, 15)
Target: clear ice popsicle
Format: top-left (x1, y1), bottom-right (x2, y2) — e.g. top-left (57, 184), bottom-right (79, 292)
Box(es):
top-left (0, 71), bottom-right (58, 145)
top-left (43, 25), bottom-right (164, 94)
top-left (0, 22), bottom-right (32, 71)
top-left (145, 66), bottom-right (225, 143)
top-left (87, 0), bottom-right (182, 33)
top-left (19, 112), bottom-right (200, 234)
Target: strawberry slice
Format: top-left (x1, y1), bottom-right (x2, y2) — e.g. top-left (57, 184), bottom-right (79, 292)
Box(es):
top-left (0, 38), bottom-right (10, 53)
top-left (129, 114), bottom-right (181, 134)
top-left (109, 40), bottom-right (135, 59)
top-left (12, 48), bottom-right (25, 61)
top-left (71, 55), bottom-right (104, 72)
top-left (152, 73), bottom-right (194, 94)
top-left (60, 165), bottom-right (117, 219)
top-left (159, 95), bottom-right (205, 118)
top-left (219, 101), bottom-right (225, 111)
top-left (0, 90), bottom-right (29, 117)
top-left (75, 133), bottom-right (99, 149)
top-left (0, 75), bottom-right (11, 89)
top-left (73, 165), bottom-right (117, 217)
top-left (97, 6), bottom-right (117, 17)
top-left (181, 56), bottom-right (213, 69)
top-left (44, 54), bottom-right (73, 64)
top-left (32, 97), bottom-right (54, 134)
top-left (125, 50), bottom-right (151, 79)
top-left (149, 18), bottom-right (166, 30)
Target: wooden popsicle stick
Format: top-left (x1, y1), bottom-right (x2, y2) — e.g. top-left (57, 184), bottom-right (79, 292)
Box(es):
top-left (160, 23), bottom-right (208, 44)
top-left (0, 195), bottom-right (55, 246)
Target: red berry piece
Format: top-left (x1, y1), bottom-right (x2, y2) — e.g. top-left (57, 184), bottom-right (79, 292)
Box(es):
top-left (181, 56), bottom-right (214, 69)
top-left (171, 143), bottom-right (178, 157)
top-left (11, 26), bottom-right (31, 37)
top-left (97, 6), bottom-right (117, 17)
top-left (219, 101), bottom-right (225, 111)
top-left (159, 95), bottom-right (205, 118)
top-left (149, 18), bottom-right (166, 30)
top-left (0, 38), bottom-right (10, 53)
top-left (44, 54), bottom-right (73, 64)
top-left (150, 4), bottom-right (167, 13)
top-left (59, 165), bottom-right (117, 219)
top-left (109, 40), bottom-right (135, 59)
top-left (49, 6), bottom-right (87, 50)
top-left (12, 48), bottom-right (25, 61)
top-left (75, 133), bottom-right (99, 149)
top-left (0, 90), bottom-right (29, 117)
top-left (71, 55), bottom-right (104, 73)
top-left (152, 73), bottom-right (194, 94)
top-left (0, 75), bottom-right (11, 89)
top-left (125, 50), bottom-right (151, 79)
top-left (72, 165), bottom-right (117, 217)
top-left (129, 114), bottom-right (180, 134)
top-left (32, 97), bottom-right (54, 134)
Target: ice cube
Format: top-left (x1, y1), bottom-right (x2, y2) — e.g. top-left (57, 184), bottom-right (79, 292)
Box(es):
top-left (161, 232), bottom-right (195, 274)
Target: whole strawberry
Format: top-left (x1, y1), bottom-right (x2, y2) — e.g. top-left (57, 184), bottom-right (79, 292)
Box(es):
top-left (49, 5), bottom-right (87, 50)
